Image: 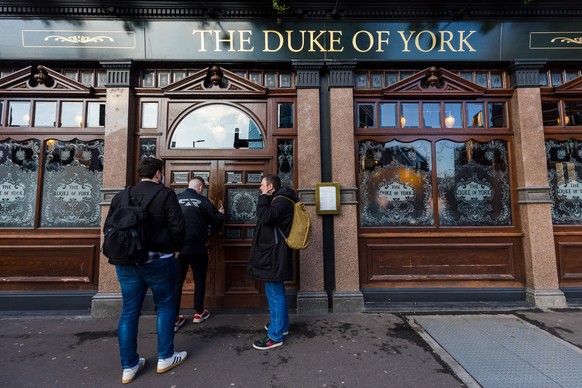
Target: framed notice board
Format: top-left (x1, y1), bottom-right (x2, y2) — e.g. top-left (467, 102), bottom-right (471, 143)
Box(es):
top-left (315, 182), bottom-right (341, 215)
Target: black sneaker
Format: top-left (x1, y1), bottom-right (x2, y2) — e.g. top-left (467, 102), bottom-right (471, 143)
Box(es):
top-left (253, 335), bottom-right (283, 350)
top-left (264, 323), bottom-right (289, 336)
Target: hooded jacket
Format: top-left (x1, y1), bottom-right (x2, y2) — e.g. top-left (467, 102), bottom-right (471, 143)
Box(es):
top-left (247, 186), bottom-right (297, 282)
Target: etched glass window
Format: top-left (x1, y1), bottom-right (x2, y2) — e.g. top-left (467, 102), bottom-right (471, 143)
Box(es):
top-left (359, 140), bottom-right (433, 226)
top-left (40, 139), bottom-right (104, 227)
top-left (546, 139), bottom-right (582, 225)
top-left (0, 139), bottom-right (40, 227)
top-left (436, 140), bottom-right (512, 226)
top-left (226, 187), bottom-right (258, 224)
top-left (170, 104), bottom-right (263, 149)
top-left (277, 139), bottom-right (294, 188)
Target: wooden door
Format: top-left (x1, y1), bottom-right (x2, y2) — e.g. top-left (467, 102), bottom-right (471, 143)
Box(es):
top-left (166, 159), bottom-right (271, 309)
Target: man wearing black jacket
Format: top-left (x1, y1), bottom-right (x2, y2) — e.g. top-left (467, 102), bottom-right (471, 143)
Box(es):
top-left (247, 174), bottom-right (297, 350)
top-left (106, 157), bottom-right (186, 384)
top-left (174, 176), bottom-right (224, 331)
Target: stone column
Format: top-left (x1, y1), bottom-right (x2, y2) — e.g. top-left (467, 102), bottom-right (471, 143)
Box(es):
top-left (328, 61), bottom-right (364, 312)
top-left (508, 61), bottom-right (567, 309)
top-left (91, 61), bottom-right (137, 317)
top-left (293, 61), bottom-right (328, 313)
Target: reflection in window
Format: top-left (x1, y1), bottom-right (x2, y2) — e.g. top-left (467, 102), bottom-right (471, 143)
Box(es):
top-left (358, 104), bottom-right (374, 128)
top-left (422, 103), bottom-right (440, 128)
top-left (40, 139), bottom-right (104, 227)
top-left (278, 103), bottom-right (294, 128)
top-left (444, 103), bottom-right (462, 128)
top-left (564, 101), bottom-right (582, 126)
top-left (8, 101), bottom-right (30, 127)
top-left (542, 102), bottom-right (560, 126)
top-left (0, 139), bottom-right (40, 227)
top-left (488, 103), bottom-right (506, 128)
top-left (359, 139), bottom-right (433, 226)
top-left (60, 102), bottom-right (83, 127)
top-left (380, 103), bottom-right (396, 128)
top-left (546, 139), bottom-right (582, 224)
top-left (34, 101), bottom-right (57, 127)
top-left (436, 140), bottom-right (512, 226)
top-left (170, 104), bottom-right (263, 149)
top-left (141, 102), bottom-right (158, 128)
top-left (467, 103), bottom-right (484, 128)
top-left (401, 103), bottom-right (419, 128)
top-left (87, 102), bottom-right (106, 127)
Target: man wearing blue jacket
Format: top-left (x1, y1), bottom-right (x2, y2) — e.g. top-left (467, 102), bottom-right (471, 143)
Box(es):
top-left (247, 174), bottom-right (297, 350)
top-left (174, 176), bottom-right (224, 331)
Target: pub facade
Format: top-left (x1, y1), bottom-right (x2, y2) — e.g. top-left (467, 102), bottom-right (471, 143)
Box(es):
top-left (0, 1), bottom-right (581, 315)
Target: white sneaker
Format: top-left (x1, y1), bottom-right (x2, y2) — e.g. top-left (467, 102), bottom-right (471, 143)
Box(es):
top-left (122, 358), bottom-right (145, 384)
top-left (157, 351), bottom-right (187, 374)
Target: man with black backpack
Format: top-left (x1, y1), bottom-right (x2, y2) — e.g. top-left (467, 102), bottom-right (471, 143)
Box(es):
top-left (104, 157), bottom-right (186, 384)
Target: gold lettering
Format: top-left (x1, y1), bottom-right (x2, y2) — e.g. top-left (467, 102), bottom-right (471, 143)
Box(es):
top-left (439, 30), bottom-right (456, 52)
top-left (415, 30), bottom-right (437, 52)
top-left (328, 30), bottom-right (344, 52)
top-left (308, 30), bottom-right (327, 52)
top-left (239, 30), bottom-right (254, 52)
top-left (353, 30), bottom-right (374, 53)
top-left (287, 30), bottom-right (306, 53)
top-left (458, 30), bottom-right (477, 52)
top-left (263, 30), bottom-right (284, 52)
top-left (192, 30), bottom-right (213, 52)
top-left (214, 30), bottom-right (235, 52)
top-left (398, 31), bottom-right (415, 52)
top-left (376, 31), bottom-right (390, 52)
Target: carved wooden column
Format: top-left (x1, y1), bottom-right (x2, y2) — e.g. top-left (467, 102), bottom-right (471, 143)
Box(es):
top-left (328, 60), bottom-right (364, 312)
top-left (91, 61), bottom-right (137, 317)
top-left (293, 60), bottom-right (329, 313)
top-left (509, 60), bottom-right (567, 309)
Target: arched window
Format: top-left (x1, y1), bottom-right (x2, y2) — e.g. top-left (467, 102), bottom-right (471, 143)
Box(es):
top-left (169, 103), bottom-right (263, 149)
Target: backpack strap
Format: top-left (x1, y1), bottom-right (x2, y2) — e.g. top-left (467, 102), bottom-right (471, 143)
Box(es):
top-left (122, 184), bottom-right (164, 209)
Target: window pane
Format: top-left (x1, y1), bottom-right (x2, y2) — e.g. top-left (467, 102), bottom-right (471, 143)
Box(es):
top-left (358, 104), bottom-right (375, 128)
top-left (279, 73), bottom-right (291, 88)
top-left (546, 139), bottom-right (582, 224)
top-left (8, 101), bottom-right (30, 127)
top-left (436, 140), bottom-right (512, 226)
top-left (278, 103), bottom-right (294, 128)
top-left (422, 103), bottom-right (440, 128)
top-left (141, 102), bottom-right (158, 128)
top-left (158, 72), bottom-right (170, 87)
top-left (355, 73), bottom-right (367, 88)
top-left (34, 101), bottom-right (57, 127)
top-left (401, 103), bottom-right (419, 128)
top-left (140, 138), bottom-right (157, 159)
top-left (40, 139), bottom-right (104, 227)
top-left (490, 73), bottom-right (503, 88)
top-left (0, 139), bottom-right (40, 227)
top-left (80, 71), bottom-right (93, 86)
top-left (60, 102), bottom-right (83, 127)
top-left (173, 71), bottom-right (186, 83)
top-left (551, 71), bottom-right (563, 87)
top-left (142, 72), bottom-right (154, 87)
top-left (385, 72), bottom-right (398, 87)
top-left (277, 139), bottom-right (294, 188)
top-left (171, 104), bottom-right (263, 149)
top-left (0, 101), bottom-right (3, 126)
top-left (564, 101), bottom-right (582, 126)
top-left (542, 101), bottom-right (560, 126)
top-left (488, 103), bottom-right (506, 128)
top-left (475, 72), bottom-right (488, 87)
top-left (379, 103), bottom-right (396, 128)
top-left (444, 103), bottom-right (462, 128)
top-left (265, 72), bottom-right (277, 88)
top-left (467, 103), bottom-right (484, 128)
top-left (97, 71), bottom-right (107, 87)
top-left (359, 139), bottom-right (433, 226)
top-left (539, 71), bottom-right (549, 87)
top-left (87, 102), bottom-right (106, 127)
top-left (371, 73), bottom-right (383, 88)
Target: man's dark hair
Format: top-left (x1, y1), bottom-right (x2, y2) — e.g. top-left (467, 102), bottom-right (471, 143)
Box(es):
top-left (262, 174), bottom-right (281, 191)
top-left (138, 157), bottom-right (163, 179)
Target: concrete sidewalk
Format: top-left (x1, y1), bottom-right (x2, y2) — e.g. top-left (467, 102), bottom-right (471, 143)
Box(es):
top-left (1, 308), bottom-right (582, 387)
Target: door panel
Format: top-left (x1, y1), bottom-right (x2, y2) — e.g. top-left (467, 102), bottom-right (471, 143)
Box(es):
top-left (166, 159), bottom-right (271, 308)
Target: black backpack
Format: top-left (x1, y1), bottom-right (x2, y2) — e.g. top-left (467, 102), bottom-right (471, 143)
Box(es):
top-left (102, 185), bottom-right (163, 266)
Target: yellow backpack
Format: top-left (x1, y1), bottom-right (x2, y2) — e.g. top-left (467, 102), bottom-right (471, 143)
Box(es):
top-left (276, 196), bottom-right (311, 250)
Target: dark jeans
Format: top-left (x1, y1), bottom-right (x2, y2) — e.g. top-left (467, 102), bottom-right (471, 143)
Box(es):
top-left (175, 243), bottom-right (209, 316)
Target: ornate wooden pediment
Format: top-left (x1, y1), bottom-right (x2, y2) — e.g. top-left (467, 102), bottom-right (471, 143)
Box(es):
top-left (0, 65), bottom-right (93, 96)
top-left (383, 66), bottom-right (488, 98)
top-left (162, 65), bottom-right (267, 97)
top-left (553, 74), bottom-right (582, 97)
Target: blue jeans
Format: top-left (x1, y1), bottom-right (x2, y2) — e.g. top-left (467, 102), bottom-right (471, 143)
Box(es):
top-left (116, 256), bottom-right (177, 369)
top-left (265, 281), bottom-right (288, 342)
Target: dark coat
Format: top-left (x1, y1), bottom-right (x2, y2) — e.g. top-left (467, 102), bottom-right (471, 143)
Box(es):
top-left (177, 188), bottom-right (224, 255)
top-left (247, 186), bottom-right (297, 282)
top-left (107, 180), bottom-right (185, 254)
